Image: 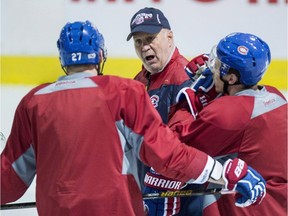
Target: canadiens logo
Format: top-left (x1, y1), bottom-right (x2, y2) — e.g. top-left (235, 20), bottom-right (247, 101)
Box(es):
top-left (132, 13), bottom-right (153, 25)
top-left (150, 95), bottom-right (159, 108)
top-left (237, 46), bottom-right (249, 55)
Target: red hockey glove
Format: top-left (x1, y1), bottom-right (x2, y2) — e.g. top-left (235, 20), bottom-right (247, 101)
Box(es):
top-left (176, 85), bottom-right (220, 119)
top-left (177, 66), bottom-right (223, 119)
top-left (185, 54), bottom-right (209, 82)
top-left (223, 158), bottom-right (248, 191)
top-left (186, 53), bottom-right (221, 103)
top-left (176, 88), bottom-right (202, 119)
top-left (222, 158), bottom-right (266, 208)
top-left (191, 68), bottom-right (221, 107)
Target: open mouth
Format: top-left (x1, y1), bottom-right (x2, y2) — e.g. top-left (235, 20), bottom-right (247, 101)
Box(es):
top-left (145, 55), bottom-right (155, 62)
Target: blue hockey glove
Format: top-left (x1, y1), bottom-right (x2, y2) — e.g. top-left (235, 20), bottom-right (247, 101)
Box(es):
top-left (176, 69), bottom-right (221, 119)
top-left (177, 60), bottom-right (222, 119)
top-left (143, 168), bottom-right (186, 215)
top-left (186, 54), bottom-right (222, 105)
top-left (190, 68), bottom-right (221, 108)
top-left (222, 158), bottom-right (266, 208)
top-left (190, 68), bottom-right (214, 94)
top-left (234, 166), bottom-right (266, 207)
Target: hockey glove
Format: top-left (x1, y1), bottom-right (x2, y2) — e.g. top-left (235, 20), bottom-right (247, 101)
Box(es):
top-left (190, 68), bottom-right (221, 107)
top-left (177, 67), bottom-right (222, 119)
top-left (191, 68), bottom-right (214, 93)
top-left (143, 168), bottom-right (186, 215)
top-left (176, 88), bottom-right (203, 119)
top-left (185, 54), bottom-right (209, 82)
top-left (186, 54), bottom-right (222, 107)
top-left (222, 158), bottom-right (266, 208)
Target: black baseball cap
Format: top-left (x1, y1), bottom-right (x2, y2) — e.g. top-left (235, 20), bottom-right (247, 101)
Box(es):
top-left (126, 7), bottom-right (171, 41)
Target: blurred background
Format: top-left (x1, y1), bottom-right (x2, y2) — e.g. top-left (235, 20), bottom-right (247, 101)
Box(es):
top-left (1, 0), bottom-right (287, 215)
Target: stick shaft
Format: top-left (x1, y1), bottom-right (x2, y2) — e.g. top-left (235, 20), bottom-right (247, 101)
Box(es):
top-left (1, 202), bottom-right (36, 210)
top-left (142, 188), bottom-right (234, 200)
top-left (0, 188), bottom-right (234, 210)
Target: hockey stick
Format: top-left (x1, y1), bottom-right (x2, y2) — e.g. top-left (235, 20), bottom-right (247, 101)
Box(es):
top-left (1, 188), bottom-right (234, 210)
top-left (1, 202), bottom-right (36, 210)
top-left (142, 187), bottom-right (235, 200)
top-left (0, 132), bottom-right (6, 148)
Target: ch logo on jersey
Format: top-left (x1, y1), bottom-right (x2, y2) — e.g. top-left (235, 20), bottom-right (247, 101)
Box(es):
top-left (150, 95), bottom-right (159, 108)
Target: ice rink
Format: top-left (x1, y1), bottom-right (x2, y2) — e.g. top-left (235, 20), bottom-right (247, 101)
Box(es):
top-left (1, 85), bottom-right (287, 215)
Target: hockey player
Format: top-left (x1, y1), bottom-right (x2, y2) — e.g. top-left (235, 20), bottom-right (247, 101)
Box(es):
top-left (1, 21), bottom-right (266, 216)
top-left (168, 32), bottom-right (287, 216)
top-left (127, 7), bottom-right (202, 215)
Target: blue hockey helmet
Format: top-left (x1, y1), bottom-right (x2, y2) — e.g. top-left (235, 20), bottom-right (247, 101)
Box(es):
top-left (57, 20), bottom-right (107, 67)
top-left (209, 32), bottom-right (271, 86)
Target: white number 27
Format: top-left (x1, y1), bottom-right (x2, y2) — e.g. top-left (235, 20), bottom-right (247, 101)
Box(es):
top-left (72, 52), bottom-right (82, 62)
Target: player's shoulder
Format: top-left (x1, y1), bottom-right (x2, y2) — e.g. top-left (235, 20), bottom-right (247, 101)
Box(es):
top-left (200, 95), bottom-right (253, 128)
top-left (263, 85), bottom-right (287, 100)
top-left (17, 83), bottom-right (52, 107)
top-left (25, 83), bottom-right (52, 97)
top-left (209, 94), bottom-right (254, 111)
top-left (94, 75), bottom-right (146, 92)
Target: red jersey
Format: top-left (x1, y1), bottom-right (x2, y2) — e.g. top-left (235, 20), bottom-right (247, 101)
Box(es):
top-left (134, 47), bottom-right (196, 215)
top-left (169, 85), bottom-right (287, 216)
top-left (1, 73), bottom-right (213, 216)
top-left (134, 47), bottom-right (192, 124)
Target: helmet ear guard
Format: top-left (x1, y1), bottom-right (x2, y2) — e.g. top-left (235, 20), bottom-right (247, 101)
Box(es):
top-left (57, 20), bottom-right (107, 75)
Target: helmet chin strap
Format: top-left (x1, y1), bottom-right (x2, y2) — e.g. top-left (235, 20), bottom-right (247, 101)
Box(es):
top-left (222, 80), bottom-right (229, 95)
top-left (97, 51), bottom-right (107, 76)
top-left (62, 66), bottom-right (68, 75)
top-left (96, 64), bottom-right (102, 76)
top-left (97, 59), bottom-right (106, 76)
top-left (220, 77), bottom-right (241, 95)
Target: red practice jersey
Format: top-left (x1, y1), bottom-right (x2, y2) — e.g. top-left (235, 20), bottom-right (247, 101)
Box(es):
top-left (169, 85), bottom-right (287, 216)
top-left (1, 73), bottom-right (212, 216)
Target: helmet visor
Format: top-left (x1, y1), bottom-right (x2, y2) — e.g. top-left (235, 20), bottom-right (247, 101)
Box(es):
top-left (208, 45), bottom-right (230, 77)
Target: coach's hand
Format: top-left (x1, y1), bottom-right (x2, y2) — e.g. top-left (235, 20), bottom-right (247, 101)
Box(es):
top-left (222, 158), bottom-right (266, 208)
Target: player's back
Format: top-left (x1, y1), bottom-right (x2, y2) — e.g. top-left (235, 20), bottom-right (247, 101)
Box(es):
top-left (22, 73), bottom-right (145, 216)
top-left (216, 85), bottom-right (287, 216)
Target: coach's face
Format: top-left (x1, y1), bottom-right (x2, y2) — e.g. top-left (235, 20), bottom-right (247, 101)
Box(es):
top-left (133, 29), bottom-right (174, 74)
